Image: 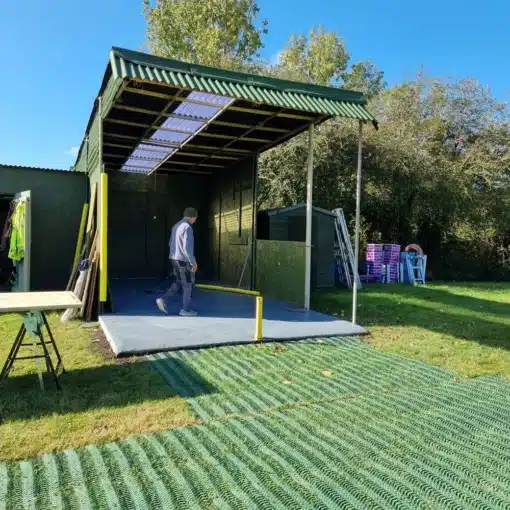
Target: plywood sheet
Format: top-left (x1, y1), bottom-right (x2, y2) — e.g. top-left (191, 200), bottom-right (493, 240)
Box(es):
top-left (0, 291), bottom-right (82, 313)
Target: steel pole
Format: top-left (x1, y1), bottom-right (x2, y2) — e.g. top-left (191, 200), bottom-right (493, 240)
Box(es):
top-left (304, 124), bottom-right (314, 310)
top-left (352, 121), bottom-right (363, 324)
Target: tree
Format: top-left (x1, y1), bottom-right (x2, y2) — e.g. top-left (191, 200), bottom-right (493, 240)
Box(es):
top-left (342, 60), bottom-right (386, 100)
top-left (259, 72), bottom-right (510, 279)
top-left (142, 0), bottom-right (268, 70)
top-left (272, 26), bottom-right (385, 99)
top-left (275, 26), bottom-right (350, 85)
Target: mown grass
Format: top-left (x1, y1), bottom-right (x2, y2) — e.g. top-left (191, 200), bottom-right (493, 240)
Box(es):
top-left (313, 282), bottom-right (510, 378)
top-left (0, 313), bottom-right (194, 461)
top-left (2, 282), bottom-right (509, 462)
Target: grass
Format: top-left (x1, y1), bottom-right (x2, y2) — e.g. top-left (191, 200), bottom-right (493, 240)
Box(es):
top-left (313, 282), bottom-right (510, 378)
top-left (2, 338), bottom-right (510, 509)
top-left (1, 281), bottom-right (509, 477)
top-left (0, 313), bottom-right (194, 461)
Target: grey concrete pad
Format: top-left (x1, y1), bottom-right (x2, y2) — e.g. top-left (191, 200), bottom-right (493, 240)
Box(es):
top-left (99, 279), bottom-right (366, 356)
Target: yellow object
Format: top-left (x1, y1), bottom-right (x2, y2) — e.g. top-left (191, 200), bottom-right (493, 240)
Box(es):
top-left (255, 296), bottom-right (263, 341)
top-left (73, 203), bottom-right (89, 269)
top-left (8, 201), bottom-right (26, 261)
top-left (99, 173), bottom-right (108, 302)
top-left (86, 183), bottom-right (97, 233)
top-left (195, 284), bottom-right (260, 296)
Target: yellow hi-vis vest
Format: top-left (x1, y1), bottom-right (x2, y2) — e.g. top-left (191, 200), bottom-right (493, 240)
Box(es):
top-left (8, 201), bottom-right (25, 262)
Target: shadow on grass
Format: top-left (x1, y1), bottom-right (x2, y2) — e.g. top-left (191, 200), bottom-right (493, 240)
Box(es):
top-left (0, 358), bottom-right (216, 423)
top-left (313, 284), bottom-right (510, 351)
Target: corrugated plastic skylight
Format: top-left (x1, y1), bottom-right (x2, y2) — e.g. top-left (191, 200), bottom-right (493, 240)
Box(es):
top-left (120, 91), bottom-right (233, 174)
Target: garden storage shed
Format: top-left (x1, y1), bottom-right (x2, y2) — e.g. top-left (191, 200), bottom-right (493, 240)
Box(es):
top-left (257, 205), bottom-right (336, 289)
top-left (0, 164), bottom-right (88, 291)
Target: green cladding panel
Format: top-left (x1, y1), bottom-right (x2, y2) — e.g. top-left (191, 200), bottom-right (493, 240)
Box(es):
top-left (208, 157), bottom-right (256, 288)
top-left (107, 172), bottom-right (210, 279)
top-left (256, 240), bottom-right (306, 306)
top-left (260, 206), bottom-right (336, 290)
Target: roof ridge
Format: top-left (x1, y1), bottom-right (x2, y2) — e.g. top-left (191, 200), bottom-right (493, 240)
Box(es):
top-left (0, 163), bottom-right (73, 173)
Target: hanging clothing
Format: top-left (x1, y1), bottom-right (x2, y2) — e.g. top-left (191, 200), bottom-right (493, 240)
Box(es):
top-left (8, 200), bottom-right (25, 262)
top-left (0, 200), bottom-right (15, 252)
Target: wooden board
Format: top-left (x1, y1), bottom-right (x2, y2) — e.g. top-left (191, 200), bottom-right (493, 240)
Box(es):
top-left (86, 183), bottom-right (97, 234)
top-left (0, 291), bottom-right (82, 313)
top-left (81, 249), bottom-right (98, 318)
top-left (86, 259), bottom-right (99, 321)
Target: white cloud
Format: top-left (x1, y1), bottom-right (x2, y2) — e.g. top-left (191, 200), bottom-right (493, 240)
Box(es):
top-left (65, 146), bottom-right (79, 157)
top-left (269, 50), bottom-right (283, 66)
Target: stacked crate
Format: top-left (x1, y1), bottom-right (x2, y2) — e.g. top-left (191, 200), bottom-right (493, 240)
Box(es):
top-left (383, 244), bottom-right (401, 283)
top-left (366, 244), bottom-right (384, 281)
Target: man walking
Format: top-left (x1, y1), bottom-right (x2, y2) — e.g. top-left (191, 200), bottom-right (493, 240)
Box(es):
top-left (156, 207), bottom-right (198, 316)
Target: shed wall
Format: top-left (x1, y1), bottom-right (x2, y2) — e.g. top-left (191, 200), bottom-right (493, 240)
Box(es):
top-left (107, 172), bottom-right (210, 279)
top-left (0, 165), bottom-right (88, 290)
top-left (256, 240), bottom-right (305, 305)
top-left (209, 156), bottom-right (256, 288)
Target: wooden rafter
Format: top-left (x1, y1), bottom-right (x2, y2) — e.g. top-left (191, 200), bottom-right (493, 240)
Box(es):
top-left (126, 81), bottom-right (318, 121)
top-left (188, 108), bottom-right (288, 171)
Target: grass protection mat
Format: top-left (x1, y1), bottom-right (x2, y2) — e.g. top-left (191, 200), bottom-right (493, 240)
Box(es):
top-left (1, 376), bottom-right (510, 509)
top-left (149, 337), bottom-right (458, 420)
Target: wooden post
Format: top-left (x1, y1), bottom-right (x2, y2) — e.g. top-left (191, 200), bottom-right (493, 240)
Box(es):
top-left (73, 203), bottom-right (89, 269)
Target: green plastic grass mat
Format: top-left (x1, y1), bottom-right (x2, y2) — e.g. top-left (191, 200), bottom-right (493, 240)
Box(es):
top-left (149, 337), bottom-right (458, 420)
top-left (1, 376), bottom-right (510, 509)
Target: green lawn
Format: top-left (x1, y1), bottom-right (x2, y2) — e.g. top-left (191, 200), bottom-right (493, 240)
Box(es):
top-left (313, 282), bottom-right (510, 378)
top-left (1, 281), bottom-right (509, 467)
top-left (0, 314), bottom-right (194, 461)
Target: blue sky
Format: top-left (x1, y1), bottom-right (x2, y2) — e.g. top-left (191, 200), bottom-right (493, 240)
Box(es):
top-left (1, 0), bottom-right (509, 170)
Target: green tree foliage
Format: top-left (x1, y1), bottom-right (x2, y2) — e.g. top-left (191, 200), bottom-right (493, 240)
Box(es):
top-left (275, 26), bottom-right (350, 85)
top-left (272, 26), bottom-right (385, 99)
top-left (142, 0), bottom-right (268, 70)
top-left (259, 75), bottom-right (510, 278)
top-left (142, 3), bottom-right (510, 279)
top-left (343, 60), bottom-right (386, 100)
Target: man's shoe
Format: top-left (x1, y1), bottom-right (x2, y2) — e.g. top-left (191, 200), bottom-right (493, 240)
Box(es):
top-left (179, 309), bottom-right (198, 317)
top-left (156, 298), bottom-right (168, 314)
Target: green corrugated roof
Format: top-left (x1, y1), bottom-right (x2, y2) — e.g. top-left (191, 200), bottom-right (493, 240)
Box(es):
top-left (109, 47), bottom-right (376, 123)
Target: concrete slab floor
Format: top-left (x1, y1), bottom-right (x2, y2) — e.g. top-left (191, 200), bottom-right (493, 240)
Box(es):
top-left (99, 279), bottom-right (366, 356)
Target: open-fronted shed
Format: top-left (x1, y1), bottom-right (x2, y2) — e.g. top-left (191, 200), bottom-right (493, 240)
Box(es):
top-left (74, 47), bottom-right (375, 321)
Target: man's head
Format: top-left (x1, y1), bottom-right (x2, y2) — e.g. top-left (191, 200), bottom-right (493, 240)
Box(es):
top-left (183, 207), bottom-right (198, 224)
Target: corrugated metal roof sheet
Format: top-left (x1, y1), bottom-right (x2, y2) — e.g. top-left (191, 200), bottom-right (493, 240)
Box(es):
top-left (109, 48), bottom-right (376, 123)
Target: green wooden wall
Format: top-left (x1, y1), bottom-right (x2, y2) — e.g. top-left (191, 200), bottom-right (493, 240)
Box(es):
top-left (256, 240), bottom-right (306, 306)
top-left (263, 207), bottom-right (336, 289)
top-left (107, 171), bottom-right (210, 279)
top-left (208, 156), bottom-right (256, 288)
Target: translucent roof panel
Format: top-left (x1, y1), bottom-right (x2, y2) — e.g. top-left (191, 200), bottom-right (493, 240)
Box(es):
top-left (150, 129), bottom-right (189, 144)
top-left (162, 117), bottom-right (204, 133)
top-left (132, 148), bottom-right (171, 160)
top-left (120, 166), bottom-right (153, 174)
top-left (120, 90), bottom-right (232, 175)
